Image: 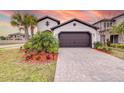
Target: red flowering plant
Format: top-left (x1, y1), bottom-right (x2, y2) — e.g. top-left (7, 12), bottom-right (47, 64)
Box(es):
top-left (23, 31), bottom-right (59, 63)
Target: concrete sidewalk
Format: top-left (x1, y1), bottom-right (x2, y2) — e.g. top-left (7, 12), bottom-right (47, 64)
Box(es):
top-left (0, 44), bottom-right (24, 49)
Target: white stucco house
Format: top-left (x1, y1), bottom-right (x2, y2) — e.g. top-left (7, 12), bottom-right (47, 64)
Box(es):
top-left (93, 13), bottom-right (124, 44)
top-left (37, 14), bottom-right (124, 48)
top-left (37, 16), bottom-right (100, 48)
top-left (37, 16), bottom-right (60, 31)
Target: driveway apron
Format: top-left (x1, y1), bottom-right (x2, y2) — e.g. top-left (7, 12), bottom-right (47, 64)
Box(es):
top-left (54, 48), bottom-right (124, 82)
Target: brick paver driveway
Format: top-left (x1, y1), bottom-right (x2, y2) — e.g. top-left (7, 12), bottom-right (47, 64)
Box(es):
top-left (54, 48), bottom-right (124, 82)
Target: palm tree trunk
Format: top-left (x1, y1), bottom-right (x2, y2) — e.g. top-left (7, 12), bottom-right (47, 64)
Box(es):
top-left (31, 27), bottom-right (34, 37)
top-left (25, 27), bottom-right (29, 40)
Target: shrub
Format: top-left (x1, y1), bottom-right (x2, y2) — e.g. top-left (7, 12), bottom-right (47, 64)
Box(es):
top-left (96, 46), bottom-right (111, 51)
top-left (94, 42), bottom-right (112, 52)
top-left (110, 44), bottom-right (124, 49)
top-left (110, 44), bottom-right (117, 48)
top-left (24, 31), bottom-right (59, 53)
top-left (106, 39), bottom-right (111, 46)
top-left (107, 47), bottom-right (112, 51)
top-left (103, 46), bottom-right (112, 51)
top-left (0, 36), bottom-right (6, 40)
top-left (94, 42), bottom-right (103, 49)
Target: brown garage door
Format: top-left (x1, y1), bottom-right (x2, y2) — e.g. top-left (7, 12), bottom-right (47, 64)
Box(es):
top-left (59, 32), bottom-right (91, 47)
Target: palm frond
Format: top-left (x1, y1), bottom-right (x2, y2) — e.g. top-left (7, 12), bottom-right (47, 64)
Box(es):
top-left (10, 21), bottom-right (20, 26)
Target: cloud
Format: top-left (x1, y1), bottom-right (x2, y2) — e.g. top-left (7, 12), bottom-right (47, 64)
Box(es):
top-left (1, 10), bottom-right (122, 23)
top-left (90, 10), bottom-right (124, 18)
top-left (0, 10), bottom-right (124, 36)
top-left (31, 10), bottom-right (124, 23)
top-left (0, 21), bottom-right (19, 36)
top-left (1, 10), bottom-right (124, 22)
top-left (0, 10), bottom-right (14, 17)
top-left (32, 10), bottom-right (96, 22)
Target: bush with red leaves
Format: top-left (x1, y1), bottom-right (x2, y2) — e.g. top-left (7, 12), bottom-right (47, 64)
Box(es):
top-left (22, 49), bottom-right (58, 64)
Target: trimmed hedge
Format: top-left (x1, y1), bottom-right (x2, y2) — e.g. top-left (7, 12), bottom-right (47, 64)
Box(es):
top-left (110, 44), bottom-right (124, 49)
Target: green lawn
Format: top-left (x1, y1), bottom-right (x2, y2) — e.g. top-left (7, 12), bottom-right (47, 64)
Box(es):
top-left (0, 48), bottom-right (56, 82)
top-left (111, 48), bottom-right (124, 60)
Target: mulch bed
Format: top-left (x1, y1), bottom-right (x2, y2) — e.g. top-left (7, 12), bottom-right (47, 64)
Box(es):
top-left (21, 49), bottom-right (58, 64)
top-left (94, 49), bottom-right (112, 54)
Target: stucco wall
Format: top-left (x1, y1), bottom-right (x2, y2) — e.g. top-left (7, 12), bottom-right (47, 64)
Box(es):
top-left (53, 21), bottom-right (100, 48)
top-left (37, 18), bottom-right (59, 31)
top-left (118, 35), bottom-right (124, 43)
top-left (114, 16), bottom-right (124, 25)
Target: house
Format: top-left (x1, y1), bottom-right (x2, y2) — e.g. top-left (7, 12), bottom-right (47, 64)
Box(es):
top-left (37, 16), bottom-right (100, 48)
top-left (93, 13), bottom-right (124, 44)
top-left (7, 32), bottom-right (26, 40)
top-left (37, 16), bottom-right (60, 31)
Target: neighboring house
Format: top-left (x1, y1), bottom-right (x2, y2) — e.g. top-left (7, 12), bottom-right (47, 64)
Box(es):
top-left (93, 13), bottom-right (124, 44)
top-left (7, 33), bottom-right (26, 40)
top-left (37, 16), bottom-right (100, 48)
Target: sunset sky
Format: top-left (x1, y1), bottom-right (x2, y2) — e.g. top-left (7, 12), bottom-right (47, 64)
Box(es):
top-left (0, 10), bottom-right (124, 36)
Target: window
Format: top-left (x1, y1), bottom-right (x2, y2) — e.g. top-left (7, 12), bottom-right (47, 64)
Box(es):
top-left (107, 22), bottom-right (109, 27)
top-left (110, 22), bottom-right (112, 26)
top-left (46, 21), bottom-right (49, 26)
top-left (73, 23), bottom-right (76, 26)
top-left (104, 22), bottom-right (106, 28)
top-left (100, 35), bottom-right (105, 43)
top-left (110, 35), bottom-right (118, 43)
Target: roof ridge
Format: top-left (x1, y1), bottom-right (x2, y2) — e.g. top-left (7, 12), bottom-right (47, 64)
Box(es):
top-left (51, 18), bottom-right (98, 30)
top-left (37, 16), bottom-right (60, 24)
top-left (93, 12), bottom-right (124, 25)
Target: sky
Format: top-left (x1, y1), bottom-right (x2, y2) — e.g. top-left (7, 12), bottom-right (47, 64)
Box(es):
top-left (0, 10), bottom-right (124, 36)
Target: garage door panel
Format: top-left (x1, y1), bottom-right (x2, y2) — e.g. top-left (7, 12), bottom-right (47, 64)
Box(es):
top-left (59, 32), bottom-right (91, 47)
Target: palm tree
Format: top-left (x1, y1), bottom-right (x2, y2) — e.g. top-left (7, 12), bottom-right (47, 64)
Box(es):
top-left (11, 13), bottom-right (31, 40)
top-left (28, 15), bottom-right (38, 37)
top-left (22, 14), bottom-right (31, 40)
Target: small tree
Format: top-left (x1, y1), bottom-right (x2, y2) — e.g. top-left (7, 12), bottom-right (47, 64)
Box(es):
top-left (117, 21), bottom-right (124, 34)
top-left (0, 36), bottom-right (6, 40)
top-left (109, 25), bottom-right (118, 34)
top-left (109, 22), bottom-right (124, 43)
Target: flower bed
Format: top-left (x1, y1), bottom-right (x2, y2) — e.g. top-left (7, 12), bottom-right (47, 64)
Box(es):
top-left (22, 31), bottom-right (59, 64)
top-left (94, 42), bottom-right (112, 54)
top-left (23, 50), bottom-right (58, 64)
top-left (94, 48), bottom-right (112, 54)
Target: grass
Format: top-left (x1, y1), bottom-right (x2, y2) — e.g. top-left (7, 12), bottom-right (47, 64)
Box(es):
top-left (0, 48), bottom-right (3, 52)
top-left (111, 48), bottom-right (124, 60)
top-left (0, 48), bottom-right (56, 82)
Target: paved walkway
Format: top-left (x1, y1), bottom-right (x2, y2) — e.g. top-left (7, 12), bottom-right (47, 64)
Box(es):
top-left (0, 44), bottom-right (24, 49)
top-left (54, 48), bottom-right (124, 82)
